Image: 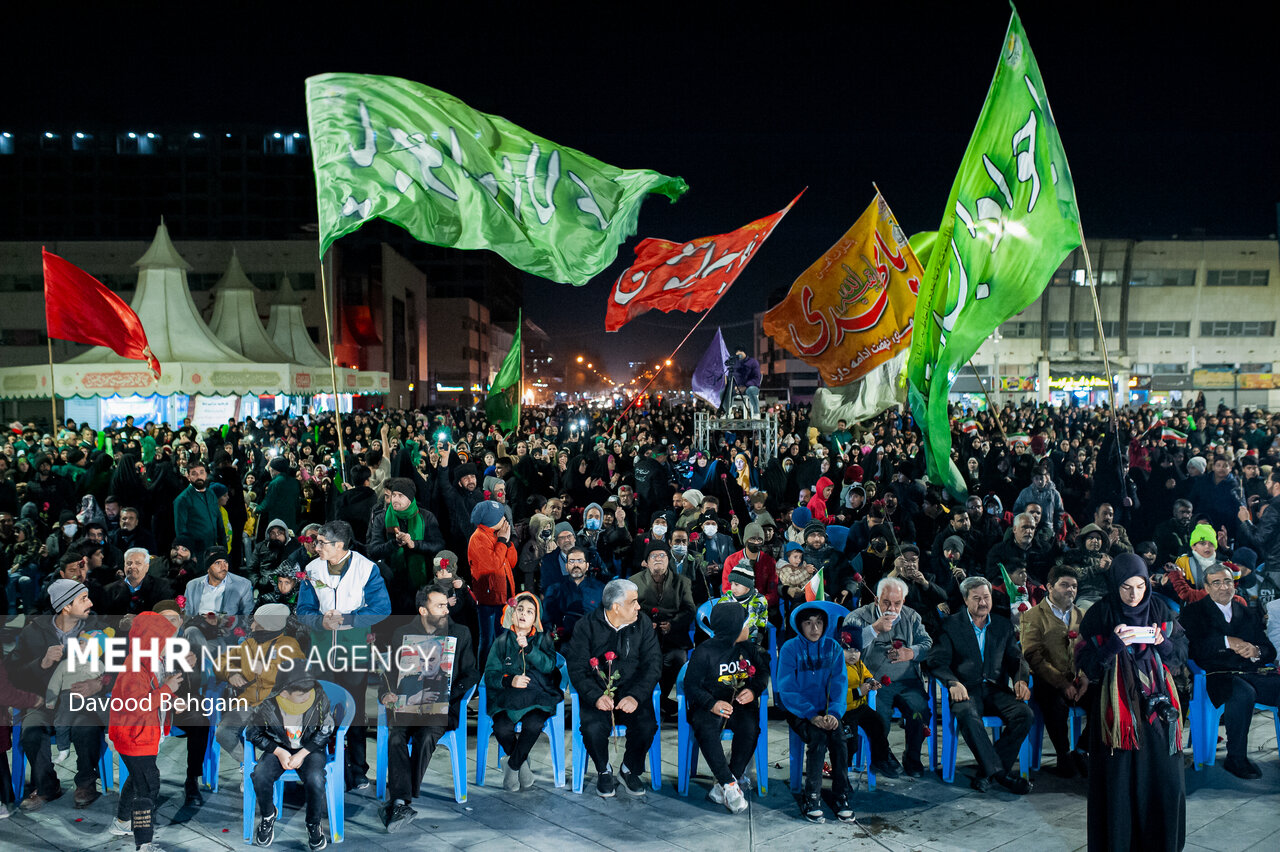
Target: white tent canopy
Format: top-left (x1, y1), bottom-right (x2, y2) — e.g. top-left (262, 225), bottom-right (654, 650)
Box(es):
top-left (208, 250), bottom-right (294, 363)
top-left (0, 220), bottom-right (388, 399)
top-left (266, 275), bottom-right (330, 367)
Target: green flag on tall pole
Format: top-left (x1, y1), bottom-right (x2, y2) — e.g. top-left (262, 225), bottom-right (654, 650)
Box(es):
top-left (906, 6), bottom-right (1081, 498)
top-left (486, 311), bottom-right (522, 434)
top-left (305, 73), bottom-right (688, 284)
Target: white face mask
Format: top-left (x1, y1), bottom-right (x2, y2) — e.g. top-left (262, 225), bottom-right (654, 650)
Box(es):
top-left (63, 523), bottom-right (78, 537)
top-left (651, 524), bottom-right (668, 538)
top-left (703, 524), bottom-right (717, 537)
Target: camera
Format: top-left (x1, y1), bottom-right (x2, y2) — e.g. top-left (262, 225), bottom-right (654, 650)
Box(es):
top-left (1142, 692), bottom-right (1179, 726)
top-left (540, 528), bottom-right (553, 540)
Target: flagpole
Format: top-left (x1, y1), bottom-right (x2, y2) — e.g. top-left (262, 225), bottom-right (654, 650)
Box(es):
top-left (608, 306), bottom-right (716, 436)
top-left (318, 255), bottom-right (348, 489)
top-left (1074, 229), bottom-right (1121, 437)
top-left (46, 335), bottom-right (57, 434)
top-left (969, 357), bottom-right (1009, 444)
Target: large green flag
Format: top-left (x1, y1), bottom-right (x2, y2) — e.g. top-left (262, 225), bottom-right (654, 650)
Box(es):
top-left (486, 311), bottom-right (522, 434)
top-left (305, 74), bottom-right (688, 284)
top-left (906, 8), bottom-right (1081, 497)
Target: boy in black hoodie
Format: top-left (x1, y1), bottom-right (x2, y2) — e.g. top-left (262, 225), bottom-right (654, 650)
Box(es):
top-left (684, 601), bottom-right (769, 813)
top-left (245, 667), bottom-right (336, 850)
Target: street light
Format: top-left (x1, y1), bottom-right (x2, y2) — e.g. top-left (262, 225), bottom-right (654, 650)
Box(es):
top-left (576, 355), bottom-right (584, 363)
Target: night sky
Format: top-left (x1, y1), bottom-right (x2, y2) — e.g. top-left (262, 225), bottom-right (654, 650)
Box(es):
top-left (10, 4), bottom-right (1279, 379)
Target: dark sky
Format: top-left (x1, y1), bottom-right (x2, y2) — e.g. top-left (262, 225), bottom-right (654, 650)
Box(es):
top-left (10, 4), bottom-right (1280, 378)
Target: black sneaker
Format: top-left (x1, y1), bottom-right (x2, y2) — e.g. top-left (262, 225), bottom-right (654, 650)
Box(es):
top-left (183, 780), bottom-right (204, 806)
top-left (993, 770), bottom-right (1032, 795)
top-left (351, 776), bottom-right (371, 791)
top-left (384, 802), bottom-right (418, 834)
top-left (618, 769), bottom-right (647, 796)
top-left (1223, 757), bottom-right (1263, 780)
top-left (969, 774), bottom-right (991, 793)
top-left (802, 793), bottom-right (825, 822)
top-left (308, 822), bottom-right (328, 850)
top-left (870, 759), bottom-right (900, 779)
top-left (597, 770), bottom-right (616, 798)
top-left (833, 795), bottom-right (855, 822)
top-left (254, 808), bottom-right (277, 847)
top-left (902, 759), bottom-right (925, 778)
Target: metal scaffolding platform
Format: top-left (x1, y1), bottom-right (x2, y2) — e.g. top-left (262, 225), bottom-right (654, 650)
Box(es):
top-left (693, 411), bottom-right (780, 460)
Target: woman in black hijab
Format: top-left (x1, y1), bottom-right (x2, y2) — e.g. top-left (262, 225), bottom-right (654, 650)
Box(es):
top-left (1076, 553), bottom-right (1187, 852)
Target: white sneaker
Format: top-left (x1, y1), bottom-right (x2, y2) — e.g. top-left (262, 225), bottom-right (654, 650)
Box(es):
top-left (707, 783), bottom-right (725, 804)
top-left (109, 818), bottom-right (133, 836)
top-left (723, 781), bottom-right (748, 814)
top-left (137, 844), bottom-right (167, 852)
top-left (55, 748), bottom-right (71, 764)
top-left (0, 803), bottom-right (12, 819)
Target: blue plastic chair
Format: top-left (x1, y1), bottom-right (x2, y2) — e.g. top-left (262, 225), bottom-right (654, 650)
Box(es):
top-left (675, 661), bottom-right (768, 796)
top-left (825, 525), bottom-right (850, 553)
top-left (242, 681), bottom-right (354, 845)
top-left (475, 654), bottom-right (568, 788)
top-left (797, 601), bottom-right (851, 639)
top-left (939, 685), bottom-right (1033, 782)
top-left (1188, 661), bottom-right (1280, 770)
top-left (568, 680), bottom-right (662, 793)
top-left (11, 708), bottom-right (115, 799)
top-left (375, 682), bottom-right (477, 803)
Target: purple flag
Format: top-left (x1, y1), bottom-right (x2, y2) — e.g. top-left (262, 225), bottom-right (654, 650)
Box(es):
top-left (691, 328), bottom-right (730, 407)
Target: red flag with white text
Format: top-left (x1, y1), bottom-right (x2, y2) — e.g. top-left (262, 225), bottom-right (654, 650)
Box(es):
top-left (605, 190), bottom-right (804, 332)
top-left (43, 249), bottom-right (160, 379)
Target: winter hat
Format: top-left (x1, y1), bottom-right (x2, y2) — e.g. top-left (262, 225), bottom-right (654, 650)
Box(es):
top-left (898, 543), bottom-right (921, 556)
top-left (172, 534), bottom-right (199, 555)
top-left (803, 520), bottom-right (827, 541)
top-left (253, 603), bottom-right (290, 633)
top-left (210, 482), bottom-right (228, 499)
top-left (783, 541), bottom-right (805, 557)
top-left (470, 500), bottom-right (505, 529)
top-left (387, 477), bottom-right (416, 498)
top-left (1231, 547), bottom-right (1258, 572)
top-left (790, 506), bottom-right (813, 529)
top-left (266, 518), bottom-right (289, 536)
top-left (433, 550), bottom-right (460, 571)
top-left (554, 521), bottom-right (574, 538)
top-left (49, 579), bottom-right (87, 612)
top-left (269, 457), bottom-right (289, 475)
top-left (1190, 523), bottom-right (1217, 548)
top-left (727, 562), bottom-right (756, 589)
top-left (204, 547), bottom-right (230, 570)
top-left (682, 489), bottom-right (704, 507)
top-left (1077, 523), bottom-right (1106, 541)
top-left (644, 539), bottom-right (672, 560)
top-left (743, 521), bottom-right (765, 542)
top-left (943, 535), bottom-right (966, 554)
top-left (1187, 456), bottom-right (1207, 475)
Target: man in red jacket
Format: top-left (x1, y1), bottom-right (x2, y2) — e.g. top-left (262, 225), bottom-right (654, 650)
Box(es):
top-left (720, 522), bottom-right (778, 611)
top-left (467, 500), bottom-right (516, 660)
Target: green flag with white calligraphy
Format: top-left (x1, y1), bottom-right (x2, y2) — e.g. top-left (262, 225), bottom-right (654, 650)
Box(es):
top-left (906, 8), bottom-right (1081, 498)
top-left (305, 73), bottom-right (689, 284)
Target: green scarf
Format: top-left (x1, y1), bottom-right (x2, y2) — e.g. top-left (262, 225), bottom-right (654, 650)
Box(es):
top-left (385, 500), bottom-right (429, 587)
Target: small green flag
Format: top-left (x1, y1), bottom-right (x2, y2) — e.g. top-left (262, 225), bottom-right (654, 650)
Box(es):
top-left (305, 73), bottom-right (688, 284)
top-left (486, 312), bottom-right (522, 434)
top-left (907, 8), bottom-right (1081, 498)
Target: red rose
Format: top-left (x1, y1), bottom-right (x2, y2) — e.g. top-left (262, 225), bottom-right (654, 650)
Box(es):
top-left (175, 595), bottom-right (187, 608)
top-left (852, 573), bottom-right (864, 584)
top-left (747, 665), bottom-right (757, 676)
top-left (880, 676), bottom-right (892, 686)
top-left (690, 532), bottom-right (699, 541)
top-left (294, 571), bottom-right (306, 580)
top-left (233, 627), bottom-right (246, 638)
top-left (366, 633), bottom-right (377, 644)
top-left (604, 651), bottom-right (617, 662)
top-left (589, 657), bottom-right (600, 669)
top-left (892, 639), bottom-right (905, 649)
top-left (1067, 630), bottom-right (1079, 640)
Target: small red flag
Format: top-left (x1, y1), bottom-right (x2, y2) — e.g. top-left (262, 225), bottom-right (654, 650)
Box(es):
top-left (43, 249), bottom-right (160, 379)
top-left (605, 190), bottom-right (803, 332)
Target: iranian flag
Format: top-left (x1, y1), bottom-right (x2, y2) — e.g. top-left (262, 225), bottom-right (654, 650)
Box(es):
top-left (961, 419), bottom-right (980, 434)
top-left (804, 569), bottom-right (825, 602)
top-left (1161, 427), bottom-right (1187, 444)
top-left (1008, 433), bottom-right (1031, 446)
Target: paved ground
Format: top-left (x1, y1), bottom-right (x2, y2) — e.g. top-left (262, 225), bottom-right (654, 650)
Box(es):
top-left (1, 705), bottom-right (1276, 852)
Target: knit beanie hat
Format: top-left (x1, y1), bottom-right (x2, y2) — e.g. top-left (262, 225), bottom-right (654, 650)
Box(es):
top-left (1190, 523), bottom-right (1217, 548)
top-left (49, 579), bottom-right (87, 612)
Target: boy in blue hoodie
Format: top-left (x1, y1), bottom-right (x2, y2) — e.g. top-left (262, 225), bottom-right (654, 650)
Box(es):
top-left (777, 601), bottom-right (852, 823)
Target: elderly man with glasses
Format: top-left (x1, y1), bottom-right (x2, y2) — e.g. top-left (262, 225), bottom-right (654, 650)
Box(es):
top-left (297, 519), bottom-right (393, 791)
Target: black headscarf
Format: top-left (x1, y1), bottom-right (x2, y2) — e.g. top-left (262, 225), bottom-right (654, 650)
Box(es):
top-left (1109, 552), bottom-right (1152, 628)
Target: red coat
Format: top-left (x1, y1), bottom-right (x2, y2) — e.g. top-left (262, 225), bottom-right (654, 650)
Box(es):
top-left (721, 549), bottom-right (779, 609)
top-left (0, 654), bottom-right (41, 753)
top-left (807, 476), bottom-right (834, 524)
top-left (108, 611), bottom-right (177, 757)
top-left (468, 524), bottom-right (518, 607)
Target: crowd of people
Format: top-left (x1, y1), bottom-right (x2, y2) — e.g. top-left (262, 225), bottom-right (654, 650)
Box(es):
top-left (0, 394), bottom-right (1277, 851)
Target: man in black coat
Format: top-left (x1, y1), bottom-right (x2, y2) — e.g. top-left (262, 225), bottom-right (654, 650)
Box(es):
top-left (1182, 563), bottom-right (1279, 780)
top-left (330, 464), bottom-right (378, 551)
top-left (378, 583), bottom-right (479, 832)
top-left (927, 575), bottom-right (1033, 794)
top-left (566, 577), bottom-right (662, 798)
top-left (1237, 467), bottom-right (1280, 572)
